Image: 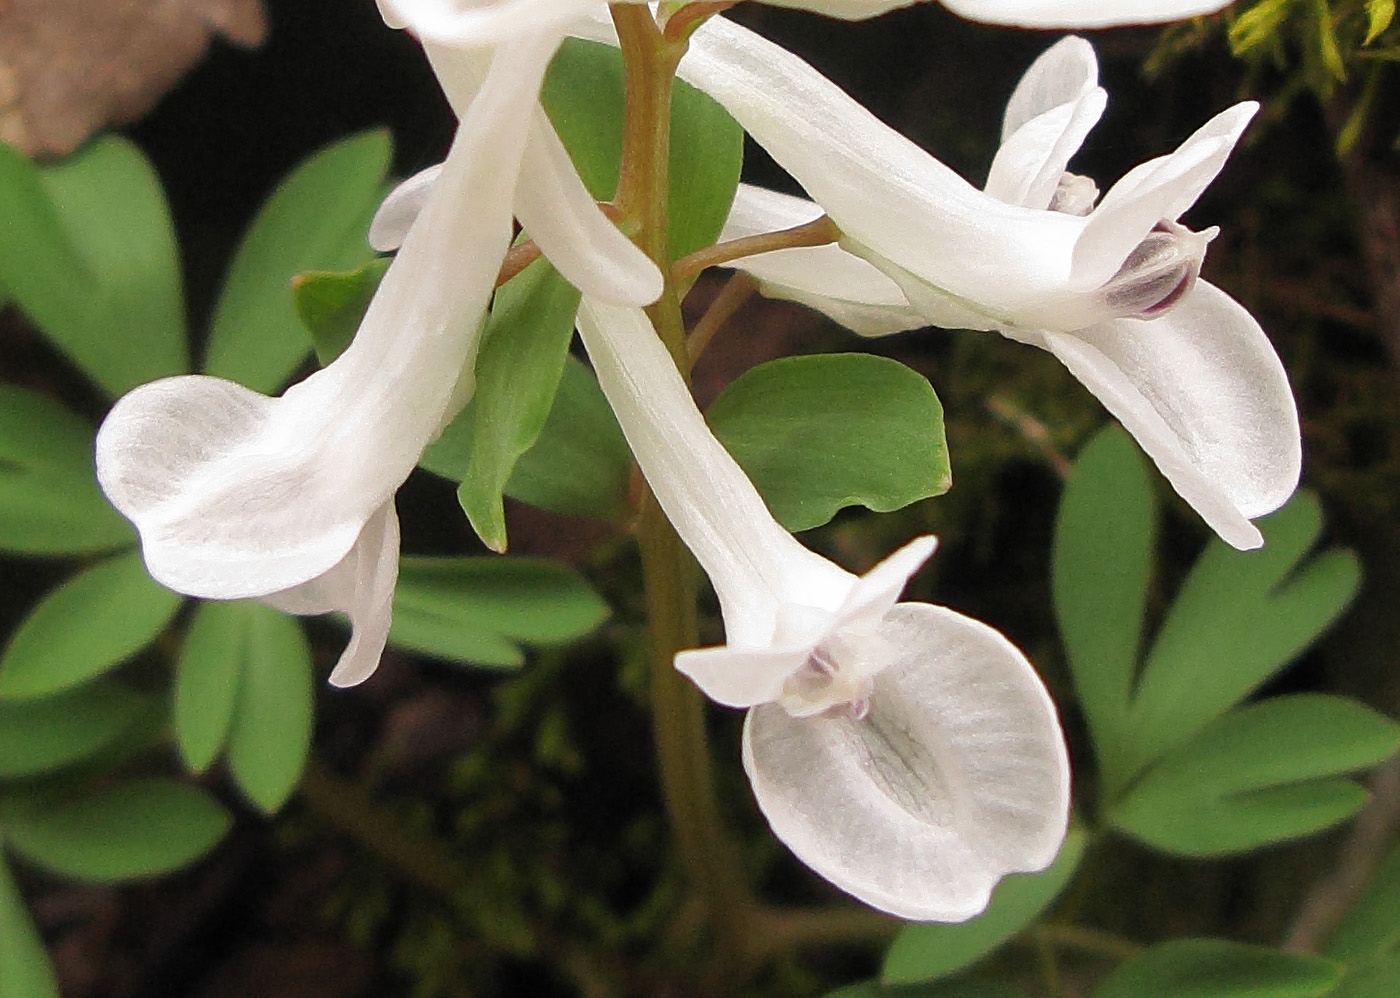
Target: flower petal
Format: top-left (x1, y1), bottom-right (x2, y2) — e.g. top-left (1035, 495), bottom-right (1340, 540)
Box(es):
top-left (576, 298), bottom-right (854, 644)
top-left (515, 107), bottom-right (663, 305)
top-left (370, 164), bottom-right (441, 252)
top-left (834, 535), bottom-right (937, 626)
top-left (96, 34), bottom-right (552, 599)
top-left (677, 17), bottom-right (1084, 316)
top-left (722, 185), bottom-right (925, 336)
top-left (743, 602), bottom-right (1070, 920)
top-left (1033, 281), bottom-right (1299, 549)
top-left (938, 0), bottom-right (1231, 27)
top-left (378, 0), bottom-right (603, 45)
top-left (1072, 103), bottom-right (1256, 290)
top-left (263, 503), bottom-right (401, 687)
top-left (1000, 36), bottom-right (1099, 143)
top-left (676, 643), bottom-right (814, 709)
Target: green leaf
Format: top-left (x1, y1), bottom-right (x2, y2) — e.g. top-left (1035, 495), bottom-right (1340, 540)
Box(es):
top-left (457, 259), bottom-right (583, 552)
top-left (0, 139), bottom-right (187, 398)
top-left (2, 779), bottom-right (230, 883)
top-left (1110, 695), bottom-right (1400, 856)
top-left (706, 353), bottom-right (949, 532)
top-left (204, 130), bottom-right (392, 393)
top-left (0, 853), bottom-right (59, 998)
top-left (1326, 841), bottom-right (1400, 963)
top-left (391, 556), bottom-right (609, 668)
top-left (883, 828), bottom-right (1087, 984)
top-left (1313, 0), bottom-right (1347, 82)
top-left (292, 258), bottom-right (391, 366)
top-left (0, 551), bottom-right (182, 700)
top-left (540, 39), bottom-right (742, 259)
top-left (0, 679), bottom-right (147, 779)
top-left (1092, 939), bottom-right (1341, 998)
top-left (226, 606), bottom-right (314, 813)
top-left (0, 385), bottom-right (133, 554)
top-left (1328, 957), bottom-right (1400, 998)
top-left (1366, 0), bottom-right (1395, 44)
top-left (174, 601), bottom-right (250, 774)
top-left (1118, 492), bottom-right (1360, 787)
top-left (1229, 0), bottom-right (1297, 55)
top-left (37, 137), bottom-right (188, 395)
top-left (1052, 425), bottom-right (1154, 782)
top-left (423, 356), bottom-right (634, 523)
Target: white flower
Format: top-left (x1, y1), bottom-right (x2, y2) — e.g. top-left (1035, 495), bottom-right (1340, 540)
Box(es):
top-left (94, 13), bottom-right (659, 687)
top-left (574, 297), bottom-right (1069, 920)
top-left (676, 22), bottom-right (1299, 550)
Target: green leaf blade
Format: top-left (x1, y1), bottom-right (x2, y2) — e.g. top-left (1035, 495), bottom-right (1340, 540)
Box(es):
top-left (456, 259), bottom-right (582, 552)
top-left (174, 601), bottom-right (250, 774)
top-left (2, 780), bottom-right (230, 884)
top-left (0, 854), bottom-right (59, 998)
top-left (0, 679), bottom-right (147, 779)
top-left (226, 606), bottom-right (314, 813)
top-left (0, 551), bottom-right (182, 700)
top-left (0, 385), bottom-right (133, 555)
top-left (707, 353), bottom-right (950, 532)
top-left (1122, 492), bottom-right (1360, 784)
top-left (1052, 425), bottom-right (1154, 788)
top-left (882, 829), bottom-right (1087, 984)
top-left (390, 556), bottom-right (609, 668)
top-left (1092, 939), bottom-right (1341, 998)
top-left (1110, 695), bottom-right (1399, 856)
top-left (204, 130), bottom-right (392, 393)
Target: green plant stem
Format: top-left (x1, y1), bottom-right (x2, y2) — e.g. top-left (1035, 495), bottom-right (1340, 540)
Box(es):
top-left (611, 3), bottom-right (758, 980)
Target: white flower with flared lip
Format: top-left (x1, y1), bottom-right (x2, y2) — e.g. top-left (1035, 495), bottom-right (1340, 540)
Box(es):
top-left (94, 8), bottom-right (662, 687)
top-left (574, 296), bottom-right (1069, 921)
top-left (668, 24), bottom-right (1300, 551)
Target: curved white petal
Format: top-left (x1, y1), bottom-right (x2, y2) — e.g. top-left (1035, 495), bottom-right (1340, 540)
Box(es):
top-left (1034, 281), bottom-right (1300, 549)
top-left (576, 298), bottom-right (854, 644)
top-left (379, 0), bottom-right (605, 45)
top-left (743, 602), bottom-right (1070, 921)
top-left (370, 164), bottom-right (442, 252)
top-left (1000, 36), bottom-right (1099, 142)
top-left (938, 0), bottom-right (1230, 27)
top-left (722, 185), bottom-right (925, 336)
top-left (678, 17), bottom-right (1086, 317)
top-left (263, 503), bottom-right (401, 686)
top-left (676, 643), bottom-right (815, 709)
top-left (984, 90), bottom-right (1105, 210)
top-left (835, 535), bottom-right (937, 625)
top-left (1072, 103), bottom-right (1256, 289)
top-left (516, 107), bottom-right (663, 305)
top-left (96, 35), bottom-right (553, 599)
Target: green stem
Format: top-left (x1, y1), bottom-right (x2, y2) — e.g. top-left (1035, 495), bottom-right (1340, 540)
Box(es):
top-left (611, 3), bottom-right (757, 980)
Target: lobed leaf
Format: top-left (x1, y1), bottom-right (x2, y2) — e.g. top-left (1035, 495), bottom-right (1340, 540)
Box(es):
top-left (0, 385), bottom-right (133, 554)
top-left (391, 556), bottom-right (609, 669)
top-left (0, 679), bottom-right (147, 779)
top-left (1110, 695), bottom-right (1399, 856)
top-left (204, 130), bottom-right (392, 393)
top-left (226, 606), bottom-right (313, 813)
top-left (1, 779), bottom-right (230, 883)
top-left (1117, 491), bottom-right (1360, 788)
top-left (292, 258), bottom-right (391, 366)
top-left (0, 853), bottom-right (59, 998)
top-left (0, 551), bottom-right (182, 700)
top-left (1092, 939), bottom-right (1341, 998)
top-left (706, 353), bottom-right (950, 532)
top-left (882, 829), bottom-right (1086, 984)
top-left (1051, 425), bottom-right (1154, 783)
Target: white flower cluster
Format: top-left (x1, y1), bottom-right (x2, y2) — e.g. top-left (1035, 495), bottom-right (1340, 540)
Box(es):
top-left (94, 0), bottom-right (1298, 920)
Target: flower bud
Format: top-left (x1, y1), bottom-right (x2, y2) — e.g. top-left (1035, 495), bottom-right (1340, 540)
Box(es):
top-left (1100, 219), bottom-right (1216, 320)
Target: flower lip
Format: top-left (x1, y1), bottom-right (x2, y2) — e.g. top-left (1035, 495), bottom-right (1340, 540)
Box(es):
top-left (1100, 219), bottom-right (1215, 321)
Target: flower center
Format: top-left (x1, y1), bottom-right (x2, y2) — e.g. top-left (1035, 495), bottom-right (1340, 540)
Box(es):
top-left (1099, 219), bottom-right (1216, 320)
top-left (779, 629), bottom-right (896, 721)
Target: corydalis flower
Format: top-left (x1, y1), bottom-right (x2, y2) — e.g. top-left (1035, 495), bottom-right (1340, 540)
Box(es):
top-left (575, 297), bottom-right (1069, 920)
top-left (680, 24), bottom-right (1299, 550)
top-left (94, 17), bottom-right (660, 686)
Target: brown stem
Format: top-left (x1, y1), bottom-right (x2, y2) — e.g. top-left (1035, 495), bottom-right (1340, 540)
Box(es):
top-left (686, 271), bottom-right (757, 366)
top-left (673, 214), bottom-right (841, 283)
top-left (661, 1), bottom-right (739, 45)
